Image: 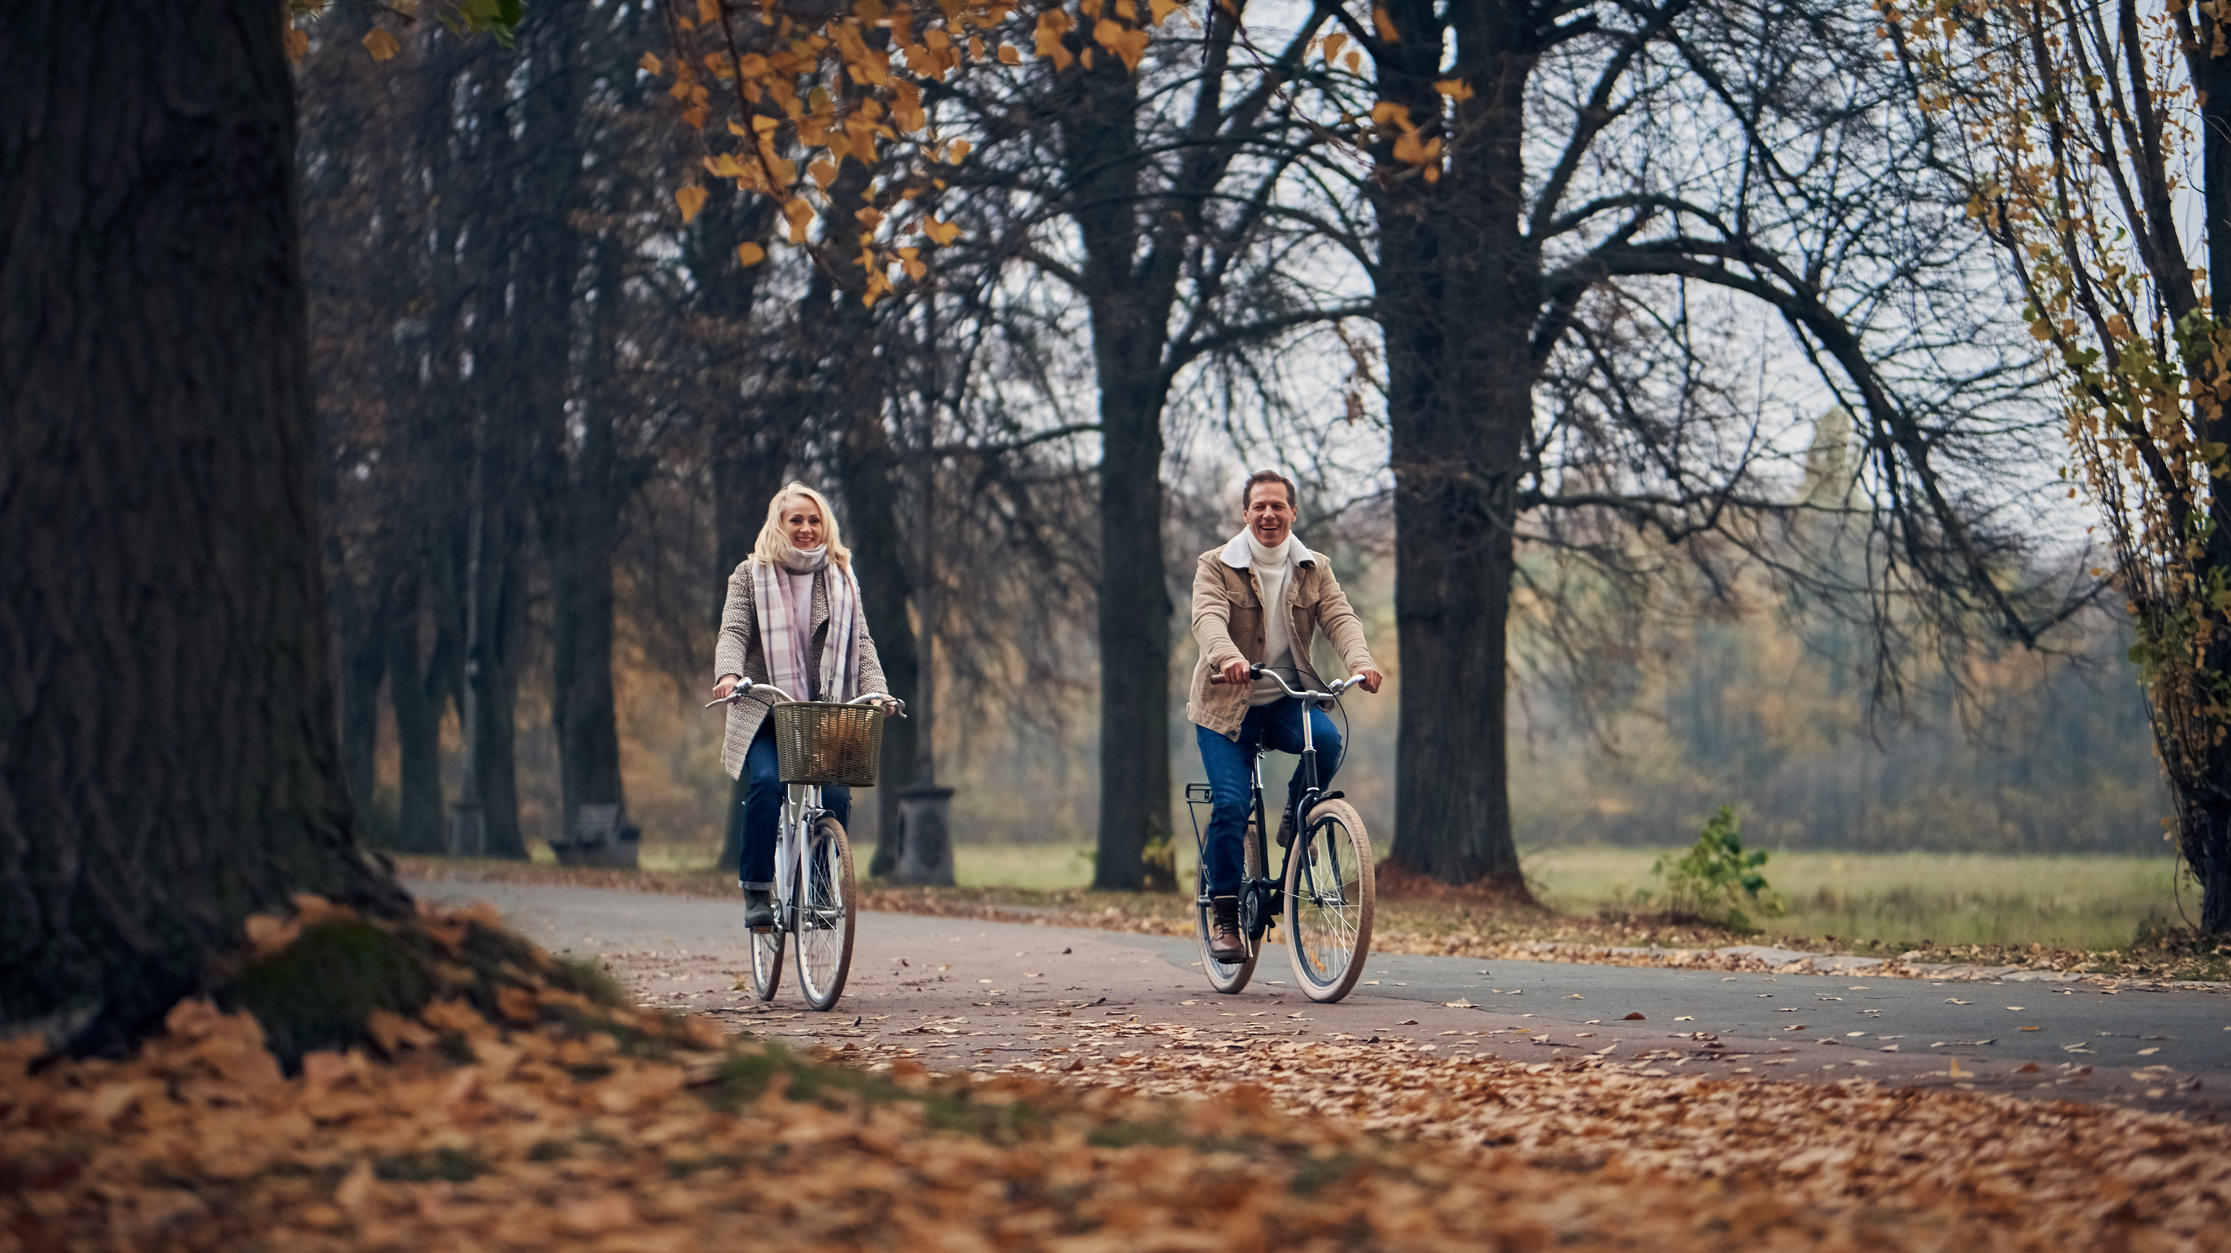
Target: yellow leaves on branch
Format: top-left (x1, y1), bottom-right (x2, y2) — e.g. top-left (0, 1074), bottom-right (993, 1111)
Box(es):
top-left (1035, 9), bottom-right (1076, 69)
top-left (362, 28), bottom-right (402, 61)
top-left (648, 0), bottom-right (1188, 298)
top-left (1092, 17), bottom-right (1150, 71)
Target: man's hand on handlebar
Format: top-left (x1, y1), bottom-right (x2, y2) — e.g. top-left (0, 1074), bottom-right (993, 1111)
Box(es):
top-left (1218, 658), bottom-right (1254, 686)
top-left (1358, 666), bottom-right (1383, 695)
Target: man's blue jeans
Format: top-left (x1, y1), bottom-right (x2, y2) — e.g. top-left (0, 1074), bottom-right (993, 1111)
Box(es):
top-left (1197, 698), bottom-right (1343, 898)
top-left (740, 722), bottom-right (851, 888)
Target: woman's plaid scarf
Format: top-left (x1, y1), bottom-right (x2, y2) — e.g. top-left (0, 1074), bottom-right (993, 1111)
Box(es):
top-left (750, 550), bottom-right (860, 703)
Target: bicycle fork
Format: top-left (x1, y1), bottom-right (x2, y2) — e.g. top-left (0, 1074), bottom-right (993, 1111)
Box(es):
top-left (776, 783), bottom-right (824, 933)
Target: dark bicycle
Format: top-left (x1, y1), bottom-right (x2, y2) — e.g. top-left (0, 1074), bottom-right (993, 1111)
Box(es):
top-left (1185, 665), bottom-right (1375, 1002)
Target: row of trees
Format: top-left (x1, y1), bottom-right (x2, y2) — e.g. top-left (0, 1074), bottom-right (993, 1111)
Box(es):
top-left (15, 0), bottom-right (2222, 1049)
top-left (310, 0), bottom-right (2087, 898)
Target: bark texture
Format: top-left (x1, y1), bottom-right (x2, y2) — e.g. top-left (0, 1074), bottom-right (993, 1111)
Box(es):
top-left (0, 0), bottom-right (406, 1043)
top-left (1062, 57), bottom-right (1176, 891)
top-left (1366, 0), bottom-right (1534, 885)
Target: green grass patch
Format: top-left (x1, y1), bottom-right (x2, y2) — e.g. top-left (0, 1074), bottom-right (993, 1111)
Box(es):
top-left (1522, 847), bottom-right (2187, 951)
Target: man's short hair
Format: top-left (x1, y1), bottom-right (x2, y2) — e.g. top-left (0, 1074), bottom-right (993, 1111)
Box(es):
top-left (1241, 470), bottom-right (1298, 512)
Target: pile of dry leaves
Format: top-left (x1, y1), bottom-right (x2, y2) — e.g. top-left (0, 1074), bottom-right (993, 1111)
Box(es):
top-left (6, 899), bottom-right (2205, 1251)
top-left (975, 1019), bottom-right (2230, 1247)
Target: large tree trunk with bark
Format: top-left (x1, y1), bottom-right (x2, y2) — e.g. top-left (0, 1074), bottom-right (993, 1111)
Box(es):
top-left (698, 188), bottom-right (787, 876)
top-left (1370, 0), bottom-right (1533, 887)
top-left (835, 390), bottom-right (922, 879)
top-left (1090, 376), bottom-right (1173, 890)
top-left (1057, 59), bottom-right (1177, 892)
top-left (547, 477), bottom-right (626, 842)
top-left (0, 0), bottom-right (406, 1045)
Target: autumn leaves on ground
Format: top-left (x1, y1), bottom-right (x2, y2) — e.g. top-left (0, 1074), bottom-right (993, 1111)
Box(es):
top-left (7, 898), bottom-right (2227, 1251)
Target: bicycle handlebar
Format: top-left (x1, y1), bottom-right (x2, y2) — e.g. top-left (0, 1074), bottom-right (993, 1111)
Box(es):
top-left (705, 679), bottom-right (907, 717)
top-left (1207, 663), bottom-right (1366, 703)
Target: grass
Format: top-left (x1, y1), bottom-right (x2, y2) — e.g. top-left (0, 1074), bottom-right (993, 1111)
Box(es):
top-left (914, 841), bottom-right (2189, 954)
top-left (1520, 846), bottom-right (2188, 952)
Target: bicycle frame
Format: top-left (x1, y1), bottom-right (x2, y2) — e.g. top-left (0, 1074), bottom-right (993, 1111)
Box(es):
top-left (1197, 667), bottom-right (1362, 942)
top-left (772, 782), bottom-right (828, 932)
top-left (704, 678), bottom-right (902, 936)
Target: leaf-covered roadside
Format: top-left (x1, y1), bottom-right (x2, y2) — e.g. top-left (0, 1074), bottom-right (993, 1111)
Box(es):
top-left (973, 1019), bottom-right (2229, 1247)
top-left (399, 857), bottom-right (2231, 983)
top-left (4, 910), bottom-right (2081, 1252)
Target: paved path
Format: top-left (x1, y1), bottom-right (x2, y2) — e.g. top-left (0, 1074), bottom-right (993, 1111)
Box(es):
top-left (414, 879), bottom-right (2231, 1116)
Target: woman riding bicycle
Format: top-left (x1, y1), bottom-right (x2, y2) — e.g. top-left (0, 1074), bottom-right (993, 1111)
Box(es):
top-left (711, 482), bottom-right (888, 929)
top-left (1189, 470), bottom-right (1382, 963)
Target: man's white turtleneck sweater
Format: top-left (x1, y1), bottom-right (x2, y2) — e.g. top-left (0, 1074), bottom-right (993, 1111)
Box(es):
top-left (1247, 532), bottom-right (1297, 707)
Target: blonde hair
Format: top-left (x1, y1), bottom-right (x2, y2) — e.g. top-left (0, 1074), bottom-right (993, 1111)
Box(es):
top-left (751, 482), bottom-right (851, 569)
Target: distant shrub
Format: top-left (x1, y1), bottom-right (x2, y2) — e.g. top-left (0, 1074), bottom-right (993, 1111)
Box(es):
top-left (1650, 806), bottom-right (1785, 933)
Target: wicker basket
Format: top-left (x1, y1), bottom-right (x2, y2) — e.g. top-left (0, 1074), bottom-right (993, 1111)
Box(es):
top-left (770, 701), bottom-right (887, 787)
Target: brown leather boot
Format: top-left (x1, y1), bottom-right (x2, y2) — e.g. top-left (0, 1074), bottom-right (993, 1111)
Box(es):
top-left (1208, 895), bottom-right (1247, 963)
top-left (1275, 805), bottom-right (1297, 848)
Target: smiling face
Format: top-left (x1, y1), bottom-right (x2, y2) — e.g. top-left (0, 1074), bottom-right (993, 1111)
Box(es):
top-left (1243, 479), bottom-right (1295, 548)
top-left (780, 494), bottom-right (827, 550)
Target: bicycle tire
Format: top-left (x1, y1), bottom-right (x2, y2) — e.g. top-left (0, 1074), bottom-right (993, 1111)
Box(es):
top-left (1197, 818), bottom-right (1263, 994)
top-left (1284, 798), bottom-right (1374, 1003)
top-left (748, 925), bottom-right (784, 1002)
top-left (794, 816), bottom-right (856, 1011)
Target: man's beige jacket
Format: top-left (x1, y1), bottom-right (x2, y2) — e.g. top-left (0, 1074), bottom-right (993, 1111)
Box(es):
top-left (1186, 534), bottom-right (1377, 740)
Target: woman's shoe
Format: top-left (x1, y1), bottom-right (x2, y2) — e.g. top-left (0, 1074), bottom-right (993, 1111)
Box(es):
top-left (743, 887), bottom-right (775, 930)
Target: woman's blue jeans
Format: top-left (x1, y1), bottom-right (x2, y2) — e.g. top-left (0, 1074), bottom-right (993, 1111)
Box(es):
top-left (1196, 698), bottom-right (1342, 898)
top-left (740, 722), bottom-right (850, 889)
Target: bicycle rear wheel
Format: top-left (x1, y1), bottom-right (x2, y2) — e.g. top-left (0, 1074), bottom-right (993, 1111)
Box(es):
top-left (794, 816), bottom-right (856, 1011)
top-left (1284, 798), bottom-right (1373, 1003)
top-left (1196, 818), bottom-right (1263, 994)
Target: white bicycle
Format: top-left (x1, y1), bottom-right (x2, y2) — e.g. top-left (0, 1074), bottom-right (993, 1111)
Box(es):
top-left (706, 681), bottom-right (902, 1011)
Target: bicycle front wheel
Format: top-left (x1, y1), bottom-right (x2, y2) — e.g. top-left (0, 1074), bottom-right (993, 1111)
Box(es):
top-left (1284, 798), bottom-right (1374, 1003)
top-left (794, 816), bottom-right (856, 1011)
top-left (1196, 818), bottom-right (1263, 994)
top-left (748, 925), bottom-right (784, 1002)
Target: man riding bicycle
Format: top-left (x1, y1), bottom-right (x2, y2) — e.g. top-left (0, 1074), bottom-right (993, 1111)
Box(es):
top-left (1188, 470), bottom-right (1382, 963)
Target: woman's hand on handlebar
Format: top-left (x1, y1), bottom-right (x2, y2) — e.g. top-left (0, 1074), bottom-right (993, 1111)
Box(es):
top-left (712, 674), bottom-right (742, 702)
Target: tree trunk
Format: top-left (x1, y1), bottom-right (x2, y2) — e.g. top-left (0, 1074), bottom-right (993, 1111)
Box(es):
top-left (835, 406), bottom-right (921, 879)
top-left (467, 529), bottom-right (529, 858)
top-left (336, 571), bottom-right (389, 837)
top-left (548, 489), bottom-right (625, 842)
top-left (2193, 790), bottom-right (2231, 933)
top-left (1090, 378), bottom-right (1173, 889)
top-left (1059, 58), bottom-right (1177, 892)
top-left (696, 186), bottom-right (786, 876)
top-left (0, 0), bottom-right (406, 1045)
top-left (1371, 0), bottom-right (1533, 887)
top-left (386, 576), bottom-right (447, 855)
